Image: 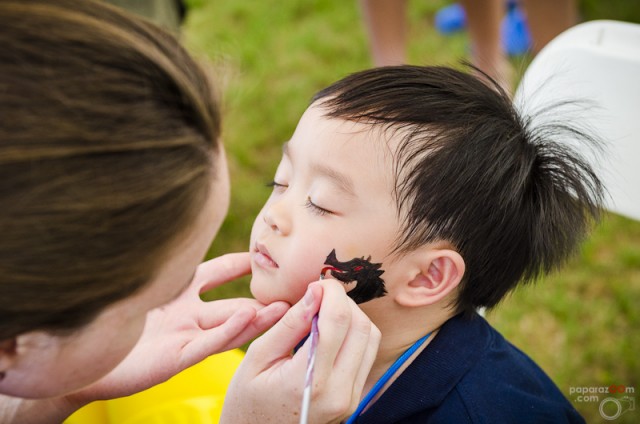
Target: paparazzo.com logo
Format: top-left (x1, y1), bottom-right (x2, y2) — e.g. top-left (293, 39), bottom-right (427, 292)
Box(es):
top-left (569, 385), bottom-right (636, 421)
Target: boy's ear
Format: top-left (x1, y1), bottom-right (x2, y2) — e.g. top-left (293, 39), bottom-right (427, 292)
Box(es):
top-left (395, 248), bottom-right (465, 308)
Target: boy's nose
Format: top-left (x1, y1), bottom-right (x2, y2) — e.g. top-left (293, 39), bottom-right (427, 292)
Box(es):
top-left (263, 199), bottom-right (291, 235)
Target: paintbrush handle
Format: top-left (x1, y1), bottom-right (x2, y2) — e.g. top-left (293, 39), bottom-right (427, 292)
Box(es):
top-left (300, 314), bottom-right (319, 424)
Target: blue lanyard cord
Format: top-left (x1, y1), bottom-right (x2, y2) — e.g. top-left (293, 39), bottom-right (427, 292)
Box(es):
top-left (345, 332), bottom-right (432, 424)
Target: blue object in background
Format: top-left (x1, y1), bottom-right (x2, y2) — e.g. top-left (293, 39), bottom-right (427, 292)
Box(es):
top-left (501, 0), bottom-right (532, 55)
top-left (434, 3), bottom-right (466, 34)
top-left (435, 1), bottom-right (532, 56)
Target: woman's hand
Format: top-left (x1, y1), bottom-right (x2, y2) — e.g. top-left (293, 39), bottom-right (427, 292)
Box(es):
top-left (67, 252), bottom-right (289, 407)
top-left (221, 279), bottom-right (381, 424)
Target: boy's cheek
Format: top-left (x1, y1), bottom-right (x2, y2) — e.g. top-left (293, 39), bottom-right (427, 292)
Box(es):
top-left (248, 270), bottom-right (308, 305)
top-left (285, 250), bottom-right (348, 298)
top-left (274, 253), bottom-right (331, 303)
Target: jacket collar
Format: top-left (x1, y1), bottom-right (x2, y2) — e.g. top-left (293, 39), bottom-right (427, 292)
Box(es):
top-left (356, 312), bottom-right (492, 423)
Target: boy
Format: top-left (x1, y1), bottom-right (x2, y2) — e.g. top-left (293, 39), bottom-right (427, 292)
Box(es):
top-left (249, 65), bottom-right (601, 423)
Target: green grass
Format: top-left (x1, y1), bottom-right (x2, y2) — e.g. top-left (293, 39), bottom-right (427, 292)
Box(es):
top-left (182, 2), bottom-right (639, 422)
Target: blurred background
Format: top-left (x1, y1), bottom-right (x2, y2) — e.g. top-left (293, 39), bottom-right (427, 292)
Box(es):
top-left (116, 1), bottom-right (640, 422)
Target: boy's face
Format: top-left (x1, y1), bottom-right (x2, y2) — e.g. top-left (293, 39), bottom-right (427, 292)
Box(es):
top-left (250, 105), bottom-right (404, 305)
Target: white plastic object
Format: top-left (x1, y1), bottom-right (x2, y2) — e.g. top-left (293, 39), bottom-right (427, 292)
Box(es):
top-left (515, 20), bottom-right (640, 221)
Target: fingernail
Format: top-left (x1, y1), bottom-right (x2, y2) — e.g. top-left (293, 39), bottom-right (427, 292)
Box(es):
top-left (304, 286), bottom-right (314, 307)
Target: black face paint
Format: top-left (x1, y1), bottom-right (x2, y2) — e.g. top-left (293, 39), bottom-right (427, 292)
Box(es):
top-left (322, 249), bottom-right (387, 304)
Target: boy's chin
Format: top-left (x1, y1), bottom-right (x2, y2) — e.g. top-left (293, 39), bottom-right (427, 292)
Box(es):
top-left (248, 277), bottom-right (261, 299)
top-left (249, 277), bottom-right (300, 305)
top-left (249, 277), bottom-right (274, 304)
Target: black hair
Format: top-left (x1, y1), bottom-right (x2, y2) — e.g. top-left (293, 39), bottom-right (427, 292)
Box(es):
top-left (312, 65), bottom-right (604, 315)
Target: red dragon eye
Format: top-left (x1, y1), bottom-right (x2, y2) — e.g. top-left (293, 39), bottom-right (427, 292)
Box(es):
top-left (353, 266), bottom-right (363, 271)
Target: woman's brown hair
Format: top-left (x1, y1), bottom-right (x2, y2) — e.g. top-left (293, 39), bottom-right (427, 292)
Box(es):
top-left (0, 0), bottom-right (222, 339)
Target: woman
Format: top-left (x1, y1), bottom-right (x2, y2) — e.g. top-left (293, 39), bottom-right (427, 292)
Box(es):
top-left (0, 1), bottom-right (380, 422)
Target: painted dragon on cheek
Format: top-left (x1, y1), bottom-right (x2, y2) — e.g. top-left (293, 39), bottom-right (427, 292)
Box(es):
top-left (322, 249), bottom-right (387, 304)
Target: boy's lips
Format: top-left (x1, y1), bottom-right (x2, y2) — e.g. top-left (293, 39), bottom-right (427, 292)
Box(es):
top-left (253, 243), bottom-right (279, 269)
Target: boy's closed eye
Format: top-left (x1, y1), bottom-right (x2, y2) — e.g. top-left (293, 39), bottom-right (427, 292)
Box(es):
top-left (265, 181), bottom-right (336, 216)
top-left (266, 180), bottom-right (288, 190)
top-left (304, 196), bottom-right (334, 216)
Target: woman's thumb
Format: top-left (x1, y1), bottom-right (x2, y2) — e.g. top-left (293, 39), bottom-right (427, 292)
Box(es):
top-left (245, 283), bottom-right (323, 367)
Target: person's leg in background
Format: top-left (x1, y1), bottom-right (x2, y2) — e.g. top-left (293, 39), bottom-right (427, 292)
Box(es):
top-left (359, 0), bottom-right (408, 66)
top-left (460, 0), bottom-right (511, 90)
top-left (522, 0), bottom-right (578, 54)
top-left (359, 0), bottom-right (511, 90)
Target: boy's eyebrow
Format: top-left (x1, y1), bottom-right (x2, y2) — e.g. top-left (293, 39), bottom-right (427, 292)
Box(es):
top-left (282, 141), bottom-right (355, 197)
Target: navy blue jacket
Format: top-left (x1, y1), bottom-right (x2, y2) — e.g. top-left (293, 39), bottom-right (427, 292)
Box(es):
top-left (352, 313), bottom-right (584, 423)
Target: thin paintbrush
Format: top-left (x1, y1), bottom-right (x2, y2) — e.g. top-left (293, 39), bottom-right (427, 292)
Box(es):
top-left (299, 250), bottom-right (386, 423)
top-left (299, 266), bottom-right (335, 424)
